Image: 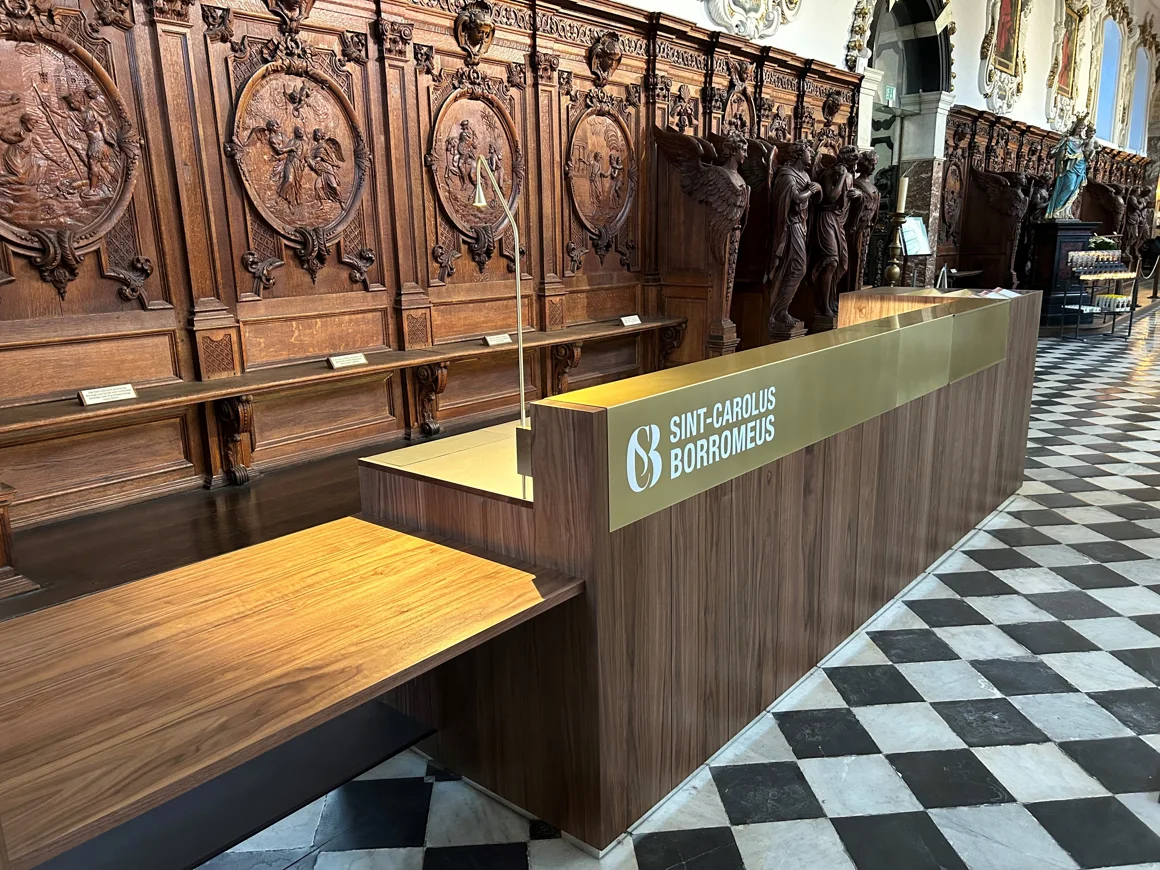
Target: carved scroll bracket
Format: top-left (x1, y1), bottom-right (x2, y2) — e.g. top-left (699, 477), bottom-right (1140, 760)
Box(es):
top-left (216, 394), bottom-right (257, 485)
top-left (551, 342), bottom-right (581, 393)
top-left (414, 361), bottom-right (449, 436)
top-left (660, 321), bottom-right (686, 366)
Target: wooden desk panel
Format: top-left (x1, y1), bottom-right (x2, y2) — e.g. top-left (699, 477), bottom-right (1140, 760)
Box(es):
top-left (0, 517), bottom-right (581, 870)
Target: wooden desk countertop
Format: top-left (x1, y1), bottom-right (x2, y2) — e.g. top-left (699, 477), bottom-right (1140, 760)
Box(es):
top-left (0, 517), bottom-right (582, 870)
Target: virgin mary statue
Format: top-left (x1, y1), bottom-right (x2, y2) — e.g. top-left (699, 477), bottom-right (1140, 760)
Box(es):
top-left (1046, 115), bottom-right (1097, 220)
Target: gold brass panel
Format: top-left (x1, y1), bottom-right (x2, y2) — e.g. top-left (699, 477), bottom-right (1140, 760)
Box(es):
top-left (541, 297), bottom-right (1012, 532)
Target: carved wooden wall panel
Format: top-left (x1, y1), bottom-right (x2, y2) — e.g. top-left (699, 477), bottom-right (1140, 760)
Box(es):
top-left (0, 0), bottom-right (869, 525)
top-left (937, 105), bottom-right (1149, 276)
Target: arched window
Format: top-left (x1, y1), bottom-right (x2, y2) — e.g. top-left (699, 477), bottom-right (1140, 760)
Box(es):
top-left (1128, 46), bottom-right (1151, 151)
top-left (1096, 17), bottom-right (1123, 141)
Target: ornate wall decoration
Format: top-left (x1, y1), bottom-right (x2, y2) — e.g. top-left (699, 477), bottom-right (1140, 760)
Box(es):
top-left (378, 20), bottom-right (411, 60)
top-left (845, 0), bottom-right (873, 72)
top-left (454, 0), bottom-right (493, 66)
top-left (705, 0), bottom-right (800, 40)
top-left (1046, 0), bottom-right (1089, 132)
top-left (722, 59), bottom-right (755, 134)
top-left (0, 0), bottom-right (140, 298)
top-left (587, 31), bottom-right (620, 87)
top-left (669, 84), bottom-right (698, 134)
top-left (980, 0), bottom-right (1035, 113)
top-left (425, 78), bottom-right (524, 271)
top-left (565, 105), bottom-right (636, 264)
top-left (228, 64), bottom-right (369, 282)
top-left (224, 0), bottom-right (371, 285)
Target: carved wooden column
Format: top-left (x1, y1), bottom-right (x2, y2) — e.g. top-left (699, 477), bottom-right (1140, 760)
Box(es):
top-left (0, 484), bottom-right (37, 601)
top-left (550, 342), bottom-right (581, 394)
top-left (414, 362), bottom-right (450, 436)
top-left (215, 395), bottom-right (257, 485)
top-left (151, 0), bottom-right (239, 373)
top-left (531, 50), bottom-right (567, 330)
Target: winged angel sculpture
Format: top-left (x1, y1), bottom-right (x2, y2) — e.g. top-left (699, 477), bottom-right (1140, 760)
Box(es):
top-left (971, 169), bottom-right (1031, 287)
top-left (653, 125), bottom-right (751, 329)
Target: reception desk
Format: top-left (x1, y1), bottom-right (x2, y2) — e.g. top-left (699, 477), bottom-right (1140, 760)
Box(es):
top-left (360, 288), bottom-right (1040, 851)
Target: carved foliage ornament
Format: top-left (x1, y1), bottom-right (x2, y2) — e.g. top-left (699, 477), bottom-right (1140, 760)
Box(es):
top-left (0, 0), bottom-right (140, 298)
top-left (705, 0), bottom-right (800, 40)
top-left (980, 0), bottom-right (1035, 113)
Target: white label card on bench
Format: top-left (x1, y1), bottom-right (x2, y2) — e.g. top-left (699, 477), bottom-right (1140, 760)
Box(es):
top-left (78, 384), bottom-right (137, 406)
top-left (620, 314), bottom-right (643, 326)
top-left (327, 352), bottom-right (369, 369)
top-left (483, 333), bottom-right (513, 347)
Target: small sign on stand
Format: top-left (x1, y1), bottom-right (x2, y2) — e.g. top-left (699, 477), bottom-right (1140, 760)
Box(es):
top-left (483, 333), bottom-right (513, 347)
top-left (620, 314), bottom-right (643, 327)
top-left (327, 352), bottom-right (369, 369)
top-left (900, 217), bottom-right (932, 257)
top-left (78, 384), bottom-right (138, 406)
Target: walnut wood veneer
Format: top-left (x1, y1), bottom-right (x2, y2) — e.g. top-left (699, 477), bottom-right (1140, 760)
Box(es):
top-left (0, 517), bottom-right (582, 870)
top-left (364, 290), bottom-right (1040, 850)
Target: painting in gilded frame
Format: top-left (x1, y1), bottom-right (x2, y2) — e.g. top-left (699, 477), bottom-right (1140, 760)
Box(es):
top-left (1057, 5), bottom-right (1080, 99)
top-left (993, 0), bottom-right (1023, 75)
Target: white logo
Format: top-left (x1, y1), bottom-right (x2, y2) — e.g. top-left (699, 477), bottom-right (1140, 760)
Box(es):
top-left (626, 424), bottom-right (662, 492)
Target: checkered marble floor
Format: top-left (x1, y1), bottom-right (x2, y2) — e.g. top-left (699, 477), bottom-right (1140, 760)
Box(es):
top-left (205, 316), bottom-right (1160, 870)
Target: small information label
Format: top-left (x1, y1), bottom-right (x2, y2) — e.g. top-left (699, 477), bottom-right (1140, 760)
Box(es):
top-left (327, 352), bottom-right (369, 369)
top-left (620, 314), bottom-right (643, 327)
top-left (483, 333), bottom-right (513, 347)
top-left (78, 383), bottom-right (137, 406)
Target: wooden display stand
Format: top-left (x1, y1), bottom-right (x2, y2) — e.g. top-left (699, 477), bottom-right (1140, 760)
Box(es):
top-left (1030, 221), bottom-right (1100, 325)
top-left (361, 288), bottom-right (1041, 850)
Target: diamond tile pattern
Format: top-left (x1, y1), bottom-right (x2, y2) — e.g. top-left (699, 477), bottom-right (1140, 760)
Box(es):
top-left (200, 323), bottom-right (1160, 867)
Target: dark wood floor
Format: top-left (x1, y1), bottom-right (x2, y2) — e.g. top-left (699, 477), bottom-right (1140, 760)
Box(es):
top-left (3, 417), bottom-right (514, 623)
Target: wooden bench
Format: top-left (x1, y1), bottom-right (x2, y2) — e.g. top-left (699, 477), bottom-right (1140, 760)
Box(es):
top-left (0, 517), bottom-right (583, 870)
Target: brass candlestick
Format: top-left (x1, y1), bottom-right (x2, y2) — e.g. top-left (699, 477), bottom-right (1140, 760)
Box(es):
top-left (883, 210), bottom-right (906, 287)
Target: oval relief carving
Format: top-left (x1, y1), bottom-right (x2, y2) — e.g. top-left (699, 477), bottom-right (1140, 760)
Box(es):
top-left (0, 19), bottom-right (139, 294)
top-left (566, 110), bottom-right (634, 243)
top-left (230, 62), bottom-right (367, 244)
top-left (427, 89), bottom-right (523, 270)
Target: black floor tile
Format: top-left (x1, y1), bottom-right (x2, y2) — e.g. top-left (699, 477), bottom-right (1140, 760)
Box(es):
top-left (423, 844), bottom-right (528, 870)
top-left (824, 665), bottom-right (925, 706)
top-left (1073, 540), bottom-right (1152, 563)
top-left (1134, 614), bottom-right (1160, 637)
top-left (998, 621), bottom-right (1099, 654)
top-left (1052, 563), bottom-right (1135, 589)
top-left (1009, 509), bottom-right (1075, 526)
top-left (1050, 478), bottom-right (1104, 493)
top-left (1090, 687), bottom-right (1160, 734)
top-left (987, 527), bottom-right (1062, 547)
top-left (1029, 493), bottom-right (1089, 509)
top-left (868, 629), bottom-right (959, 663)
top-left (1086, 521), bottom-right (1160, 541)
top-left (1122, 487), bottom-right (1160, 502)
top-left (200, 850), bottom-right (315, 870)
top-left (710, 763), bottom-right (825, 825)
top-left (1060, 737), bottom-right (1160, 793)
top-left (970, 658), bottom-right (1077, 695)
top-left (529, 820), bottom-right (560, 840)
top-left (932, 698), bottom-right (1049, 747)
top-left (963, 549), bottom-right (1041, 571)
top-left (773, 708), bottom-right (881, 758)
top-left (1027, 797), bottom-right (1160, 868)
top-left (312, 779), bottom-right (432, 851)
top-left (1024, 591), bottom-right (1120, 620)
top-left (425, 762), bottom-right (461, 782)
top-left (1064, 465), bottom-right (1113, 479)
top-left (904, 599), bottom-right (990, 628)
top-left (936, 571), bottom-right (1016, 597)
top-left (1131, 473), bottom-right (1160, 487)
top-left (633, 828), bottom-right (745, 870)
top-left (1108, 502), bottom-right (1160, 520)
top-left (887, 749), bottom-right (1014, 809)
top-left (1112, 648), bottom-right (1160, 685)
top-left (831, 813), bottom-right (967, 870)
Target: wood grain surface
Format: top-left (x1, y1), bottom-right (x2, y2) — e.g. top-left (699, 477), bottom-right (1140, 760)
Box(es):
top-left (0, 517), bottom-right (582, 870)
top-left (363, 292), bottom-right (1040, 850)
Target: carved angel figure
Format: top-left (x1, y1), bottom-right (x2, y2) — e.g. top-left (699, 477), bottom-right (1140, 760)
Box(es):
top-left (1087, 181), bottom-right (1127, 236)
top-left (307, 127), bottom-right (344, 205)
top-left (653, 124), bottom-right (751, 319)
top-left (974, 169), bottom-right (1031, 287)
top-left (811, 145), bottom-right (861, 322)
top-left (270, 125), bottom-right (308, 206)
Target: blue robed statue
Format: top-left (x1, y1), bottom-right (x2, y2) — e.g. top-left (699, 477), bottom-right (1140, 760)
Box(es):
top-left (1046, 114), bottom-right (1098, 221)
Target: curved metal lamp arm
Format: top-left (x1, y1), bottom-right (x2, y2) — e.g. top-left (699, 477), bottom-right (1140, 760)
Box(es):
top-left (474, 155), bottom-right (526, 428)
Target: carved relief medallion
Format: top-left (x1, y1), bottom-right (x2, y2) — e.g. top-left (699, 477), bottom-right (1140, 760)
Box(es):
top-left (426, 89), bottom-right (523, 270)
top-left (230, 64), bottom-right (365, 244)
top-left (0, 2), bottom-right (139, 296)
top-left (566, 110), bottom-right (635, 250)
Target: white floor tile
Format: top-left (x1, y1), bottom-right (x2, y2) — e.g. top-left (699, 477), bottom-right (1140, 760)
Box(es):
top-left (929, 804), bottom-right (1078, 870)
top-left (314, 850), bottom-right (424, 870)
top-left (934, 625), bottom-right (1031, 660)
top-left (974, 744), bottom-right (1108, 802)
top-left (731, 819), bottom-right (855, 870)
top-left (853, 702), bottom-right (966, 752)
top-left (1067, 617), bottom-right (1160, 650)
top-left (424, 780), bottom-right (530, 847)
top-left (897, 660), bottom-right (1003, 702)
top-left (798, 755), bottom-right (922, 817)
top-left (635, 767), bottom-right (729, 834)
top-left (711, 714), bottom-right (795, 766)
top-left (1010, 692), bottom-right (1135, 741)
top-left (1088, 586), bottom-right (1160, 616)
top-left (1039, 651), bottom-right (1155, 692)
